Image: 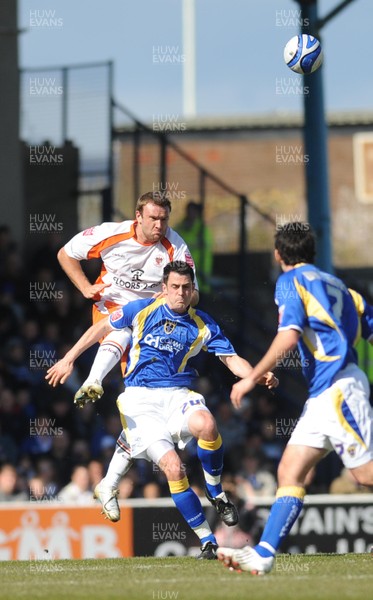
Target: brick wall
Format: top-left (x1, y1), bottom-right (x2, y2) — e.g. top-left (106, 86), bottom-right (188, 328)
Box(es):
top-left (115, 122), bottom-right (373, 267)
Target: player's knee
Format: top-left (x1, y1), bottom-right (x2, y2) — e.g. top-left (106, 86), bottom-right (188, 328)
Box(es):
top-left (277, 457), bottom-right (300, 486)
top-left (354, 474), bottom-right (372, 486)
top-left (159, 452), bottom-right (183, 480)
top-left (277, 461), bottom-right (287, 485)
top-left (352, 463), bottom-right (373, 486)
top-left (189, 410), bottom-right (216, 439)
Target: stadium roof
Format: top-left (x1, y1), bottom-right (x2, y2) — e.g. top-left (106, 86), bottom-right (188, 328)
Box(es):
top-left (115, 111), bottom-right (373, 134)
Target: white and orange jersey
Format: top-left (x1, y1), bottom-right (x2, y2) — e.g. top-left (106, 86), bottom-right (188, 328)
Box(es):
top-left (63, 220), bottom-right (198, 308)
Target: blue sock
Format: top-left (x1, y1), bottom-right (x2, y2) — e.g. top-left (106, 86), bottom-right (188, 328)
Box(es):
top-left (255, 486), bottom-right (305, 558)
top-left (169, 476), bottom-right (205, 528)
top-left (197, 434), bottom-right (224, 498)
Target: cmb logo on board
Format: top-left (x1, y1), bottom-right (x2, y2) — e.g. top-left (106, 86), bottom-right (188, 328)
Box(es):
top-left (0, 506), bottom-right (133, 560)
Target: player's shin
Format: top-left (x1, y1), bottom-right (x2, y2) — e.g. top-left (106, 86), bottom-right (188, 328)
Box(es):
top-left (255, 486), bottom-right (306, 558)
top-left (197, 434), bottom-right (224, 497)
top-left (101, 432), bottom-right (133, 489)
top-left (198, 435), bottom-right (238, 526)
top-left (84, 328), bottom-right (131, 385)
top-left (169, 476), bottom-right (216, 546)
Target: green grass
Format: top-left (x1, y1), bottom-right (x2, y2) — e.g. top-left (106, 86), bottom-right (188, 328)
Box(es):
top-left (1, 554), bottom-right (372, 600)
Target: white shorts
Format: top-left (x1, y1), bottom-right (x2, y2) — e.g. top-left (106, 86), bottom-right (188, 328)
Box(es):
top-left (116, 387), bottom-right (210, 464)
top-left (288, 363), bottom-right (373, 468)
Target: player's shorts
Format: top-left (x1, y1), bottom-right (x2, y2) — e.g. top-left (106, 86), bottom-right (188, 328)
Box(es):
top-left (116, 386), bottom-right (210, 464)
top-left (288, 363), bottom-right (373, 468)
top-left (92, 299), bottom-right (122, 328)
top-left (92, 300), bottom-right (131, 375)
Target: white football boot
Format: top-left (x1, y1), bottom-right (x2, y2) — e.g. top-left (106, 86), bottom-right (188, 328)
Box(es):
top-left (74, 380), bottom-right (104, 409)
top-left (217, 545), bottom-right (275, 575)
top-left (93, 482), bottom-right (120, 522)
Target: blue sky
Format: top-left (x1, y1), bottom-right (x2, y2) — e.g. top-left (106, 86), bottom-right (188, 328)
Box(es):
top-left (19, 0), bottom-right (372, 121)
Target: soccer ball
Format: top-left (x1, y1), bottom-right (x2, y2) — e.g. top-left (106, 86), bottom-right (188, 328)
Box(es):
top-left (283, 34), bottom-right (323, 74)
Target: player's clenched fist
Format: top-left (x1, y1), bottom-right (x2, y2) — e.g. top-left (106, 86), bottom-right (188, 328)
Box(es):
top-left (258, 372), bottom-right (279, 390)
top-left (230, 375), bottom-right (257, 409)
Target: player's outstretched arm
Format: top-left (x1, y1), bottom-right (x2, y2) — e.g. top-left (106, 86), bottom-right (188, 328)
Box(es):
top-left (219, 355), bottom-right (278, 406)
top-left (219, 354), bottom-right (278, 386)
top-left (57, 247), bottom-right (111, 299)
top-left (45, 318), bottom-right (113, 387)
top-left (219, 354), bottom-right (253, 379)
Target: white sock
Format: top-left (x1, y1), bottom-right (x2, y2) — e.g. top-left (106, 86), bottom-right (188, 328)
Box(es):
top-left (101, 432), bottom-right (132, 489)
top-left (203, 469), bottom-right (222, 487)
top-left (85, 327), bottom-right (132, 384)
top-left (192, 520), bottom-right (213, 541)
top-left (216, 491), bottom-right (228, 502)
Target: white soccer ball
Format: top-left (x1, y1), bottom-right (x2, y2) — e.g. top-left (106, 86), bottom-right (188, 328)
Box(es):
top-left (283, 34), bottom-right (323, 74)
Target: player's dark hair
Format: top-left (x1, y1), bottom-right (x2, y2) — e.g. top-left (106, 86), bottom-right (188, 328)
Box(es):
top-left (136, 192), bottom-right (172, 214)
top-left (163, 261), bottom-right (194, 284)
top-left (274, 222), bottom-right (316, 265)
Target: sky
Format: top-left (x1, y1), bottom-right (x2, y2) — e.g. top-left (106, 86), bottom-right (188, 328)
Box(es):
top-left (19, 0), bottom-right (373, 124)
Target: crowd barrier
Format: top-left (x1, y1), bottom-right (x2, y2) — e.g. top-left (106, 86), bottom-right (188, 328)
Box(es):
top-left (1, 495), bottom-right (372, 560)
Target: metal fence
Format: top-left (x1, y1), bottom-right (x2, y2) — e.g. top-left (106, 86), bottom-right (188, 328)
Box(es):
top-left (20, 61), bottom-right (114, 225)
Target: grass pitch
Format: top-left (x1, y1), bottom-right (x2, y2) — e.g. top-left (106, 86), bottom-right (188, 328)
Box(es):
top-left (1, 553), bottom-right (372, 600)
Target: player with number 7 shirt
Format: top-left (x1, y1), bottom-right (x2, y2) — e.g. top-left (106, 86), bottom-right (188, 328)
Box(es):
top-left (218, 222), bottom-right (373, 575)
